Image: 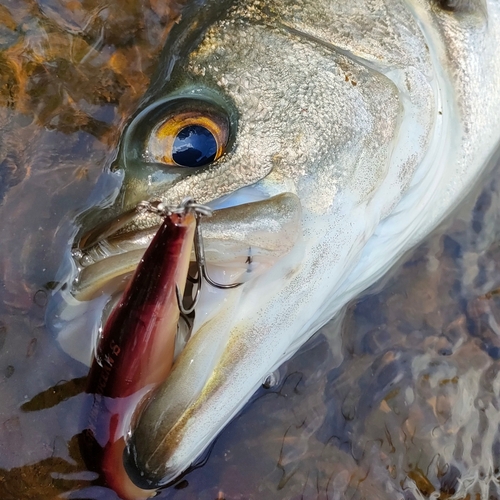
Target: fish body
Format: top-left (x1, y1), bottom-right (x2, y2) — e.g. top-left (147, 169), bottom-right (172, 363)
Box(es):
top-left (50, 0), bottom-right (500, 492)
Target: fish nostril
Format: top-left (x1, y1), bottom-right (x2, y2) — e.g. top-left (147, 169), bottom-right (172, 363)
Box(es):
top-left (435, 0), bottom-right (481, 13)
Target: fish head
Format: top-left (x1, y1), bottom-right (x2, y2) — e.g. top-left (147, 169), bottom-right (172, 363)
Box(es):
top-left (52, 0), bottom-right (500, 489)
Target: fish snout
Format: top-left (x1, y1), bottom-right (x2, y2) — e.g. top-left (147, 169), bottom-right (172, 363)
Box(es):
top-left (123, 422), bottom-right (183, 489)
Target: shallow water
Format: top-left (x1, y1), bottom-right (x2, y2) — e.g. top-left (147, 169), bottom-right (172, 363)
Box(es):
top-left (1, 1), bottom-right (500, 499)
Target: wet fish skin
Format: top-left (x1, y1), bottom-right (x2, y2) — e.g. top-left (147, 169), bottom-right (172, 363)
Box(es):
top-left (59, 0), bottom-right (500, 491)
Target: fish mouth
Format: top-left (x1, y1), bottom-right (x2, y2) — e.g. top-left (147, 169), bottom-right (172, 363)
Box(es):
top-left (67, 187), bottom-right (303, 486)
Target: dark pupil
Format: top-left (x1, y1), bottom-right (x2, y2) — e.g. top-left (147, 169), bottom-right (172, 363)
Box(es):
top-left (172, 125), bottom-right (217, 167)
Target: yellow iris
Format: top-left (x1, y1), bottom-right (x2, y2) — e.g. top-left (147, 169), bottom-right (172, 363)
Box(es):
top-left (151, 111), bottom-right (229, 166)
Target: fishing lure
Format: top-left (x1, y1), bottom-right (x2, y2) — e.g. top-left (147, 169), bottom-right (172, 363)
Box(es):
top-left (81, 199), bottom-right (204, 499)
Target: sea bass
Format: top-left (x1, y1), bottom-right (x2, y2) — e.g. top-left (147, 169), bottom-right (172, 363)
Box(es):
top-left (50, 0), bottom-right (500, 493)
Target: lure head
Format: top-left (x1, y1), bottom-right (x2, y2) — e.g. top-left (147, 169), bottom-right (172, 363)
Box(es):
top-left (50, 0), bottom-right (500, 489)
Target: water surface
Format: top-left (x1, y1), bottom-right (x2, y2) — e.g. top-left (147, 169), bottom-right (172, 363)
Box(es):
top-left (1, 2), bottom-right (500, 499)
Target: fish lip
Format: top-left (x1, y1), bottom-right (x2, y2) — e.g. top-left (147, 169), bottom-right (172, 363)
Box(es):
top-left (123, 437), bottom-right (204, 490)
top-left (122, 442), bottom-right (168, 490)
top-left (70, 188), bottom-right (302, 301)
top-left (73, 199), bottom-right (164, 258)
top-left (74, 178), bottom-right (298, 259)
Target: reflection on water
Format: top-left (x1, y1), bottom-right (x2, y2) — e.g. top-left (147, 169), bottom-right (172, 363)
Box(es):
top-left (1, 1), bottom-right (500, 499)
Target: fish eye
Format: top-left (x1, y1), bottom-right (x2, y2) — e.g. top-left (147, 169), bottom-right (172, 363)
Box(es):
top-left (146, 105), bottom-right (230, 168)
top-left (172, 125), bottom-right (217, 167)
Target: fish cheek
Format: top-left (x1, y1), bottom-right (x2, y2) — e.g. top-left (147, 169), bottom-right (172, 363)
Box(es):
top-left (188, 30), bottom-right (400, 213)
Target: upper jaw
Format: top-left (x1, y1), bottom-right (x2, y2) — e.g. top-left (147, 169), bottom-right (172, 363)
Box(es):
top-left (71, 187), bottom-right (302, 300)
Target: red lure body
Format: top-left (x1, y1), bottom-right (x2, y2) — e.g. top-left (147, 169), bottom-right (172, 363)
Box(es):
top-left (81, 210), bottom-right (196, 499)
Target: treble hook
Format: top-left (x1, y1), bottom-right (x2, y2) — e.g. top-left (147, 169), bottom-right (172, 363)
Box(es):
top-left (143, 198), bottom-right (242, 315)
top-left (175, 209), bottom-right (243, 315)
